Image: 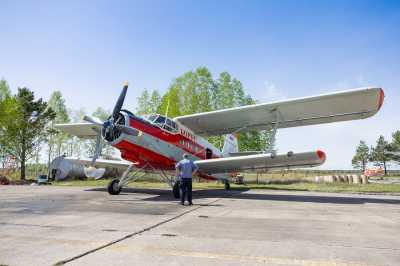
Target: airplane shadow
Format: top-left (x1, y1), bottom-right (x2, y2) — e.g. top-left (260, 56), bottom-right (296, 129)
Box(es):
top-left (85, 187), bottom-right (400, 205)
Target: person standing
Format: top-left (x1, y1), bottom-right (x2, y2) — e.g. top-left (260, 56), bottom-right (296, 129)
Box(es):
top-left (175, 153), bottom-right (198, 205)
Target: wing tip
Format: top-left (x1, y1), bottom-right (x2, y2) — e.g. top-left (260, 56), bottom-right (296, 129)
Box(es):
top-left (316, 150), bottom-right (326, 163)
top-left (377, 88), bottom-right (385, 111)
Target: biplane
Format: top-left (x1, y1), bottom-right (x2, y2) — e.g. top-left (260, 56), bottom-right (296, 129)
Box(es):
top-left (56, 83), bottom-right (384, 197)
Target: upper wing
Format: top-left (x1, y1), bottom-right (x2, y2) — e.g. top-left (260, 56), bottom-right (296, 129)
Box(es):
top-left (174, 87), bottom-right (384, 136)
top-left (195, 150), bottom-right (326, 174)
top-left (55, 123), bottom-right (101, 139)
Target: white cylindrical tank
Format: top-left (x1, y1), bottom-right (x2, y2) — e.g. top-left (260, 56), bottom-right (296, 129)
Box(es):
top-left (50, 156), bottom-right (86, 181)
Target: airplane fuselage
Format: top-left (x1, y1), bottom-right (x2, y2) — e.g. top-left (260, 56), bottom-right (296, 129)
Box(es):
top-left (108, 111), bottom-right (223, 180)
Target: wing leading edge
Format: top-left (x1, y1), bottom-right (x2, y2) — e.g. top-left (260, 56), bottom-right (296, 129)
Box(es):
top-left (55, 123), bottom-right (101, 139)
top-left (174, 87), bottom-right (384, 136)
top-left (195, 150), bottom-right (326, 174)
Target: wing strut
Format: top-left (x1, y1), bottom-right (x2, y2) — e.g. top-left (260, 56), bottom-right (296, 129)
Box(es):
top-left (265, 107), bottom-right (284, 155)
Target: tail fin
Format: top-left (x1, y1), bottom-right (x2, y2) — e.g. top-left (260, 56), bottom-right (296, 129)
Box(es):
top-left (222, 134), bottom-right (238, 157)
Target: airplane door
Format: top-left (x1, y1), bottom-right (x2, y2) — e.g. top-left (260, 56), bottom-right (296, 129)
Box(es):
top-left (206, 148), bottom-right (213, 159)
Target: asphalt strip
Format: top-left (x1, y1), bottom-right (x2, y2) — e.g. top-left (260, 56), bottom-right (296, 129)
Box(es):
top-left (53, 198), bottom-right (221, 266)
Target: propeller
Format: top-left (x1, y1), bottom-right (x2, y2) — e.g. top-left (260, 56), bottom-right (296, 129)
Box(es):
top-left (112, 81), bottom-right (129, 120)
top-left (82, 82), bottom-right (140, 137)
top-left (83, 115), bottom-right (103, 125)
top-left (80, 82), bottom-right (141, 179)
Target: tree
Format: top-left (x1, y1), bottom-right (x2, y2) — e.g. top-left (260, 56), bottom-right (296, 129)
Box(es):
top-left (196, 67), bottom-right (214, 113)
top-left (351, 140), bottom-right (370, 172)
top-left (47, 91), bottom-right (70, 169)
top-left (157, 85), bottom-right (182, 118)
top-left (136, 89), bottom-right (151, 115)
top-left (389, 130), bottom-right (400, 163)
top-left (0, 81), bottom-right (18, 168)
top-left (136, 67), bottom-right (272, 152)
top-left (0, 88), bottom-right (55, 179)
top-left (214, 72), bottom-right (235, 109)
top-left (0, 79), bottom-right (11, 100)
top-left (149, 90), bottom-right (161, 114)
top-left (370, 136), bottom-right (391, 175)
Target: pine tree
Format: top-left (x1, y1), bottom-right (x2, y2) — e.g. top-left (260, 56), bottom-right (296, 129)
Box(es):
top-left (0, 88), bottom-right (55, 179)
top-left (370, 136), bottom-right (391, 175)
top-left (351, 140), bottom-right (370, 172)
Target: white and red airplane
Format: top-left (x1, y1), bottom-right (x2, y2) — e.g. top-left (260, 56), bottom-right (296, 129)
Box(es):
top-left (56, 83), bottom-right (384, 197)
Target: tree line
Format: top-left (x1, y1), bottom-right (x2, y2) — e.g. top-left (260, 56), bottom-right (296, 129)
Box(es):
top-left (0, 67), bottom-right (271, 180)
top-left (352, 132), bottom-right (400, 175)
top-left (136, 67), bottom-right (272, 151)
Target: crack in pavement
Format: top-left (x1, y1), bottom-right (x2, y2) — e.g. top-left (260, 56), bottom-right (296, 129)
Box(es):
top-left (53, 198), bottom-right (221, 266)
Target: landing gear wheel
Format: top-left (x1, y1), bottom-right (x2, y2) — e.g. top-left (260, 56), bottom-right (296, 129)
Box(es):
top-left (224, 182), bottom-right (230, 190)
top-left (108, 179), bottom-right (122, 195)
top-left (173, 181), bottom-right (180, 199)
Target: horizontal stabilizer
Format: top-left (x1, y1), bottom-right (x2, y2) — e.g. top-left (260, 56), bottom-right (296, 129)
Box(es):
top-left (195, 150), bottom-right (326, 174)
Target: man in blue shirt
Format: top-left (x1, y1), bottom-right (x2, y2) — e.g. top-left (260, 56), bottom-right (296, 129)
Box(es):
top-left (175, 153), bottom-right (198, 205)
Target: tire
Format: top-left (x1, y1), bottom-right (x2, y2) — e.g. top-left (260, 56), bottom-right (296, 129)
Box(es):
top-left (224, 182), bottom-right (230, 190)
top-left (173, 181), bottom-right (180, 199)
top-left (108, 179), bottom-right (122, 195)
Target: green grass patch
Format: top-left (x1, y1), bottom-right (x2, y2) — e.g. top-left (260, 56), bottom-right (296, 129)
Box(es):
top-left (52, 179), bottom-right (400, 194)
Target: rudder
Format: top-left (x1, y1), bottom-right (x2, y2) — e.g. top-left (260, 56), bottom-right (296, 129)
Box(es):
top-left (222, 134), bottom-right (238, 157)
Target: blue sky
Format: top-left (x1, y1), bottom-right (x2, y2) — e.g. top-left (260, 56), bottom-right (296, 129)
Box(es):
top-left (1, 0), bottom-right (399, 169)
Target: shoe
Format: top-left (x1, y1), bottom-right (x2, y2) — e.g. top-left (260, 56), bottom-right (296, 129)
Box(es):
top-left (180, 202), bottom-right (185, 206)
top-left (189, 202), bottom-right (193, 206)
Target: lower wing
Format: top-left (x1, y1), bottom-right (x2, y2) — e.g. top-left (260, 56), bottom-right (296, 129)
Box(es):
top-left (195, 150), bottom-right (326, 174)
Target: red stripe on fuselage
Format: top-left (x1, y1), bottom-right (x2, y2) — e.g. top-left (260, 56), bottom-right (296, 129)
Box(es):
top-left (128, 116), bottom-right (214, 160)
top-left (115, 139), bottom-right (176, 170)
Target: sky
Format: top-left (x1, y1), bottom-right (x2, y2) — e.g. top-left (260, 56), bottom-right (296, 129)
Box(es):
top-left (1, 0), bottom-right (399, 169)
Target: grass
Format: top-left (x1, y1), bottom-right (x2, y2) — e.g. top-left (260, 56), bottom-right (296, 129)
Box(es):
top-left (51, 179), bottom-right (400, 194)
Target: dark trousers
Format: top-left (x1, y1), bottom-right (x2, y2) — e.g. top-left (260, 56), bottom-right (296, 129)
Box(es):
top-left (180, 178), bottom-right (192, 204)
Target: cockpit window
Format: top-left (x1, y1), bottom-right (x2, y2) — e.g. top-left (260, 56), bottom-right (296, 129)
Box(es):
top-left (147, 115), bottom-right (158, 122)
top-left (147, 114), bottom-right (179, 133)
top-left (155, 116), bottom-right (166, 124)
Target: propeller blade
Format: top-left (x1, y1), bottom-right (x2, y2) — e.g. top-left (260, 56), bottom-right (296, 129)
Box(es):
top-left (116, 125), bottom-right (140, 136)
top-left (112, 81), bottom-right (129, 120)
top-left (83, 115), bottom-right (103, 125)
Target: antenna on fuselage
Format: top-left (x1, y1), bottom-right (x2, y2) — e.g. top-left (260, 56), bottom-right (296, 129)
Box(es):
top-left (165, 96), bottom-right (170, 118)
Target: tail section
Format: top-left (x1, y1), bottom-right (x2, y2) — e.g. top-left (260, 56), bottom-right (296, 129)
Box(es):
top-left (222, 134), bottom-right (238, 157)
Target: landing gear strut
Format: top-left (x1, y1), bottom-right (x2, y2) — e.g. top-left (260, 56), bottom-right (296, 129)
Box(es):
top-left (107, 163), bottom-right (146, 195)
top-left (107, 162), bottom-right (179, 198)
